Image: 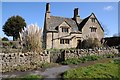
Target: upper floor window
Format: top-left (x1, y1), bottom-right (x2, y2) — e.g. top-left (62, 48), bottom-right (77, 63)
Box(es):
top-left (62, 28), bottom-right (69, 33)
top-left (91, 18), bottom-right (95, 23)
top-left (91, 27), bottom-right (97, 32)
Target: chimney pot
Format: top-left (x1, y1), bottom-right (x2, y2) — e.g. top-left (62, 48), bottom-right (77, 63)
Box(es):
top-left (46, 3), bottom-right (50, 12)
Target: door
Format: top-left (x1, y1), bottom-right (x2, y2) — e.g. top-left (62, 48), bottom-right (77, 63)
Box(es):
top-left (77, 40), bottom-right (81, 49)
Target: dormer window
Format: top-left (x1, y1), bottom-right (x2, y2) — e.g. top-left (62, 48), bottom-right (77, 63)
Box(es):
top-left (62, 27), bottom-right (69, 32)
top-left (91, 18), bottom-right (95, 23)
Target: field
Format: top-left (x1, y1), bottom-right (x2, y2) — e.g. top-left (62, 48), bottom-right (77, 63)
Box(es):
top-left (63, 59), bottom-right (120, 79)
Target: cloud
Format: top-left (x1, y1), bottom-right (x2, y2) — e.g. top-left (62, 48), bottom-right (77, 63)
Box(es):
top-left (103, 6), bottom-right (113, 11)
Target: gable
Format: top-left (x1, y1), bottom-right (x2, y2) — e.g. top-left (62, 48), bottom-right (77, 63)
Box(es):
top-left (89, 13), bottom-right (104, 31)
top-left (59, 21), bottom-right (71, 28)
top-left (78, 13), bottom-right (104, 32)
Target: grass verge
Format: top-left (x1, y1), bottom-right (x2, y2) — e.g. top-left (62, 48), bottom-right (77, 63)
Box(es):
top-left (63, 59), bottom-right (120, 79)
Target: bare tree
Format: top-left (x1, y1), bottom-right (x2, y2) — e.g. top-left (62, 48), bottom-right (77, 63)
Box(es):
top-left (100, 22), bottom-right (109, 36)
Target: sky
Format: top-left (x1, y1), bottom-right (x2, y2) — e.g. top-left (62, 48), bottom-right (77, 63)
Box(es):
top-left (0, 2), bottom-right (118, 40)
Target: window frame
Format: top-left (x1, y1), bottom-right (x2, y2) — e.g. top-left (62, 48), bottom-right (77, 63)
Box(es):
top-left (91, 18), bottom-right (96, 23)
top-left (90, 27), bottom-right (97, 32)
top-left (60, 39), bottom-right (70, 44)
top-left (62, 27), bottom-right (69, 33)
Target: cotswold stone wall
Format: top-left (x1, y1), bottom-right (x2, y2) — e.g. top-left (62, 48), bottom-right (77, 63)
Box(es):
top-left (1, 51), bottom-right (50, 72)
top-left (64, 48), bottom-right (119, 60)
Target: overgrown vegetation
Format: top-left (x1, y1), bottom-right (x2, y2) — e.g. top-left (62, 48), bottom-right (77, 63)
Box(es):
top-left (61, 54), bottom-right (116, 65)
top-left (63, 59), bottom-right (120, 79)
top-left (19, 24), bottom-right (42, 53)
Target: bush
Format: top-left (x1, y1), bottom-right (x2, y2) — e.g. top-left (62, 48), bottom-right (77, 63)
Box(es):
top-left (82, 38), bottom-right (102, 49)
top-left (2, 37), bottom-right (9, 41)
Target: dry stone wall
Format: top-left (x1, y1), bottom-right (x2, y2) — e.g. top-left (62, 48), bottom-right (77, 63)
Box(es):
top-left (1, 51), bottom-right (50, 72)
top-left (64, 47), bottom-right (119, 60)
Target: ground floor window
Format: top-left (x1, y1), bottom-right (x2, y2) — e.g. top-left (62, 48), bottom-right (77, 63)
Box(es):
top-left (60, 39), bottom-right (69, 44)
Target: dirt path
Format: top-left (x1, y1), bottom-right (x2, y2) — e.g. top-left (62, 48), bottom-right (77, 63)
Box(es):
top-left (2, 58), bottom-right (113, 79)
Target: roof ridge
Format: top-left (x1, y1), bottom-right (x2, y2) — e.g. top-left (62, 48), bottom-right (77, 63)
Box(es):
top-left (50, 15), bottom-right (73, 19)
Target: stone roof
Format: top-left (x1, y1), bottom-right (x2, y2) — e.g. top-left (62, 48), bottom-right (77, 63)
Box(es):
top-left (46, 16), bottom-right (82, 32)
top-left (78, 16), bottom-right (90, 31)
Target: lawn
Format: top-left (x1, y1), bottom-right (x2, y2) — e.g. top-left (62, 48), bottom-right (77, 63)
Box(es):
top-left (63, 59), bottom-right (120, 79)
top-left (2, 74), bottom-right (43, 80)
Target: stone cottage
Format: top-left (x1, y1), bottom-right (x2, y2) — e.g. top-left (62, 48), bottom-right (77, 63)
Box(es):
top-left (43, 3), bottom-right (104, 49)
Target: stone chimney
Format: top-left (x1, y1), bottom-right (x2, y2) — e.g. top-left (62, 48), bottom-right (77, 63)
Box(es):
top-left (73, 8), bottom-right (80, 24)
top-left (46, 3), bottom-right (50, 19)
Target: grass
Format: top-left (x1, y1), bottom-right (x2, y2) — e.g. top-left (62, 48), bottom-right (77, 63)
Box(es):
top-left (63, 59), bottom-right (120, 79)
top-left (61, 54), bottom-right (116, 65)
top-left (2, 74), bottom-right (43, 80)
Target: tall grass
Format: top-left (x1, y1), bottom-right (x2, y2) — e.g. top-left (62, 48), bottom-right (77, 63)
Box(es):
top-left (19, 24), bottom-right (42, 53)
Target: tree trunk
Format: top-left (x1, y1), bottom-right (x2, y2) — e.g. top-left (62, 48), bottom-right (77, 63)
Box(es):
top-left (13, 36), bottom-right (16, 41)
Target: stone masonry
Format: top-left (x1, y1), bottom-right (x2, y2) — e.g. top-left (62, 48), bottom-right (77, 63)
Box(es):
top-left (1, 51), bottom-right (50, 72)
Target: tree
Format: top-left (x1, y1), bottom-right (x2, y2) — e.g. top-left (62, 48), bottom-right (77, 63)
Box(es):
top-left (19, 24), bottom-right (42, 53)
top-left (2, 37), bottom-right (9, 41)
top-left (2, 15), bottom-right (26, 41)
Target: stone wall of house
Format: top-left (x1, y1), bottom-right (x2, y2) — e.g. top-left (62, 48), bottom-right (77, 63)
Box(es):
top-left (82, 14), bottom-right (104, 41)
top-left (64, 47), bottom-right (119, 60)
top-left (1, 51), bottom-right (50, 72)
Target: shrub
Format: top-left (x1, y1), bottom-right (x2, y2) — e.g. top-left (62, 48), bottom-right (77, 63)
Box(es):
top-left (2, 37), bottom-right (9, 41)
top-left (82, 38), bottom-right (102, 49)
top-left (19, 24), bottom-right (42, 53)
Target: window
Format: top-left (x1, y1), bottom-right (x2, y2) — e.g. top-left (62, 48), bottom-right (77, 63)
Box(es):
top-left (60, 39), bottom-right (69, 44)
top-left (65, 39), bottom-right (69, 44)
top-left (91, 27), bottom-right (97, 32)
top-left (60, 39), bottom-right (64, 44)
top-left (91, 18), bottom-right (95, 23)
top-left (62, 28), bottom-right (68, 32)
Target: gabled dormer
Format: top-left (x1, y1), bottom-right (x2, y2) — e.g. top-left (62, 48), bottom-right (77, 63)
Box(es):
top-left (58, 20), bottom-right (71, 33)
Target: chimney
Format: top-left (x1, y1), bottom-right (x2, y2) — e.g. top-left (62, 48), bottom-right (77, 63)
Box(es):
top-left (73, 8), bottom-right (80, 24)
top-left (74, 8), bottom-right (79, 18)
top-left (46, 3), bottom-right (50, 19)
